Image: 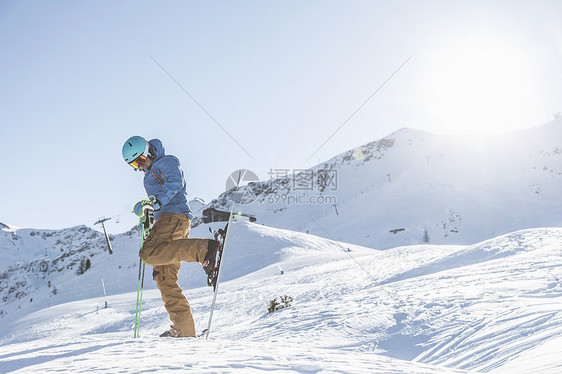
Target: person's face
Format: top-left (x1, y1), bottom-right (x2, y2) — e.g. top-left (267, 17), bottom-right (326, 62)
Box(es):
top-left (138, 157), bottom-right (153, 170)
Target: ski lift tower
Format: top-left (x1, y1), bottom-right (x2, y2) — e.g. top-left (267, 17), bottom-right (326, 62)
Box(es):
top-left (95, 217), bottom-right (114, 255)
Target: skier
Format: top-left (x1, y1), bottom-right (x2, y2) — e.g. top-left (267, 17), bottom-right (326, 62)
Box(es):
top-left (122, 136), bottom-right (220, 338)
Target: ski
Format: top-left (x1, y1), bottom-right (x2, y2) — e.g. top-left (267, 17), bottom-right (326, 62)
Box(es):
top-left (204, 218), bottom-right (232, 339)
top-left (206, 225), bottom-right (228, 291)
top-left (205, 170), bottom-right (242, 339)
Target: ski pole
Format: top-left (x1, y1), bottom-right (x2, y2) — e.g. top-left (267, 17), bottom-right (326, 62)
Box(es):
top-left (136, 262), bottom-right (146, 338)
top-left (134, 206), bottom-right (153, 338)
top-left (134, 233), bottom-right (146, 338)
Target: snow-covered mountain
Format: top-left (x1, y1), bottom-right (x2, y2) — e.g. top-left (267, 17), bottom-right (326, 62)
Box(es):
top-left (0, 223), bottom-right (142, 319)
top-left (199, 117), bottom-right (562, 249)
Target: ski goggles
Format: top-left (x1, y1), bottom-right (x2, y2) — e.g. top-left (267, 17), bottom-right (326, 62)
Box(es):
top-left (129, 154), bottom-right (148, 170)
top-left (128, 143), bottom-right (150, 170)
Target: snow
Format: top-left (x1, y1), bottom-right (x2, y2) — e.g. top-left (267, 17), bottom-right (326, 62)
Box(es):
top-left (1, 221), bottom-right (562, 373)
top-left (2, 122), bottom-right (562, 373)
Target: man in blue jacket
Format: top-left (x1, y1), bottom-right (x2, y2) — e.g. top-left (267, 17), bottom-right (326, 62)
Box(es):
top-left (122, 136), bottom-right (219, 338)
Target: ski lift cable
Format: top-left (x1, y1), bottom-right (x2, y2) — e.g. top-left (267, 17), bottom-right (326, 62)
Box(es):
top-left (306, 51), bottom-right (416, 163)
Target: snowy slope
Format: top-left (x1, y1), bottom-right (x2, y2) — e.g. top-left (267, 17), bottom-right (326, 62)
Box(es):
top-left (2, 121), bottom-right (562, 372)
top-left (1, 222), bottom-right (561, 373)
top-left (202, 118), bottom-right (562, 249)
top-left (0, 221), bottom-right (216, 320)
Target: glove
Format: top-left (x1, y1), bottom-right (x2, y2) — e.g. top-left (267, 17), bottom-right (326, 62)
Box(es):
top-left (133, 199), bottom-right (153, 217)
top-left (149, 195), bottom-right (162, 211)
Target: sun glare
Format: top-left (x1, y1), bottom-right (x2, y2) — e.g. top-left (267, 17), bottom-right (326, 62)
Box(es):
top-left (426, 38), bottom-right (536, 135)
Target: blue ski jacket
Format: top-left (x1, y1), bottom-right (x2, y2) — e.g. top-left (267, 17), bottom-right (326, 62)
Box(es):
top-left (143, 139), bottom-right (194, 221)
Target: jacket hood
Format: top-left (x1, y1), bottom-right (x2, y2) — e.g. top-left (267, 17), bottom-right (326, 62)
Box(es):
top-left (149, 139), bottom-right (165, 160)
top-left (143, 139), bottom-right (165, 174)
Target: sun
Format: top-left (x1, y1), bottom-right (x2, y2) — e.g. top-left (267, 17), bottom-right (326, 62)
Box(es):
top-left (425, 38), bottom-right (536, 135)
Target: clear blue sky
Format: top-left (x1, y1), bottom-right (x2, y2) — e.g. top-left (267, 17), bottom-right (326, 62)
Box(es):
top-left (1, 0), bottom-right (560, 234)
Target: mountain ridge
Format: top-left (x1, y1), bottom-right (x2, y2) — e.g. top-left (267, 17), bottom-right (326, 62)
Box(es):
top-left (193, 118), bottom-right (562, 250)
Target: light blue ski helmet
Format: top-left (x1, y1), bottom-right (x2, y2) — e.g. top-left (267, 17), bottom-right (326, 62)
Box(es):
top-left (122, 136), bottom-right (149, 168)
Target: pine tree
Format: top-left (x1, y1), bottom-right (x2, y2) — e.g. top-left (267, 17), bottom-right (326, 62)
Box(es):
top-left (267, 298), bottom-right (281, 314)
top-left (267, 295), bottom-right (294, 313)
top-left (76, 257), bottom-right (91, 275)
top-left (423, 229), bottom-right (430, 243)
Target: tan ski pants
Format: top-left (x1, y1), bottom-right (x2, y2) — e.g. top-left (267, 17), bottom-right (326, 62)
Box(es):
top-left (141, 213), bottom-right (209, 337)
